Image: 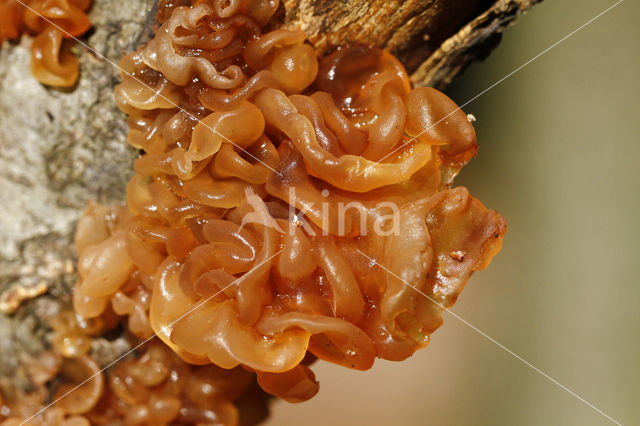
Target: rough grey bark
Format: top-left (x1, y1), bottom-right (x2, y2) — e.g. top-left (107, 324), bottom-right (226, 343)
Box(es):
top-left (0, 0), bottom-right (539, 397)
top-left (0, 0), bottom-right (157, 397)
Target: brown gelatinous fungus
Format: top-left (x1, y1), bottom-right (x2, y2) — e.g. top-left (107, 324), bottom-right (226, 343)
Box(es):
top-left (0, 335), bottom-right (269, 424)
top-left (53, 356), bottom-right (103, 416)
top-left (1, 0), bottom-right (506, 423)
top-left (0, 0), bottom-right (92, 87)
top-left (75, 0), bottom-right (505, 405)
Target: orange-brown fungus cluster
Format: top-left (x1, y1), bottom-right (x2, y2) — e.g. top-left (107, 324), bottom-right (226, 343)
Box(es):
top-left (2, 0), bottom-right (506, 423)
top-left (0, 312), bottom-right (269, 425)
top-left (0, 0), bottom-right (91, 86)
top-left (74, 0), bottom-right (505, 405)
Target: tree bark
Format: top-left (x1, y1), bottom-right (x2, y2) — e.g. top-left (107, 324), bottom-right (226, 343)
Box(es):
top-left (0, 0), bottom-right (540, 397)
top-left (275, 0), bottom-right (541, 88)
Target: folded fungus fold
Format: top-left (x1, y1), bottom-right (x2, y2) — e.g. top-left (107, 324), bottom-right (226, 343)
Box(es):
top-left (0, 0), bottom-right (506, 424)
top-left (0, 0), bottom-right (91, 87)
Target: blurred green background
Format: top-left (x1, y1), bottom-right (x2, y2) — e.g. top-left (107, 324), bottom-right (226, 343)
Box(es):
top-left (267, 0), bottom-right (640, 424)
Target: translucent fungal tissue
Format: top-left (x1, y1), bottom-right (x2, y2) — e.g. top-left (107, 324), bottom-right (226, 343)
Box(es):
top-left (2, 0), bottom-right (506, 423)
top-left (0, 0), bottom-right (91, 87)
top-left (70, 0), bottom-right (506, 408)
top-left (0, 314), bottom-right (269, 425)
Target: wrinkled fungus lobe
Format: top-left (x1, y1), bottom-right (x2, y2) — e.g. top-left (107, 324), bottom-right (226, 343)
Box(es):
top-left (83, 0), bottom-right (505, 406)
top-left (0, 326), bottom-right (269, 425)
top-left (1, 0), bottom-right (506, 424)
top-left (0, 0), bottom-right (91, 87)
